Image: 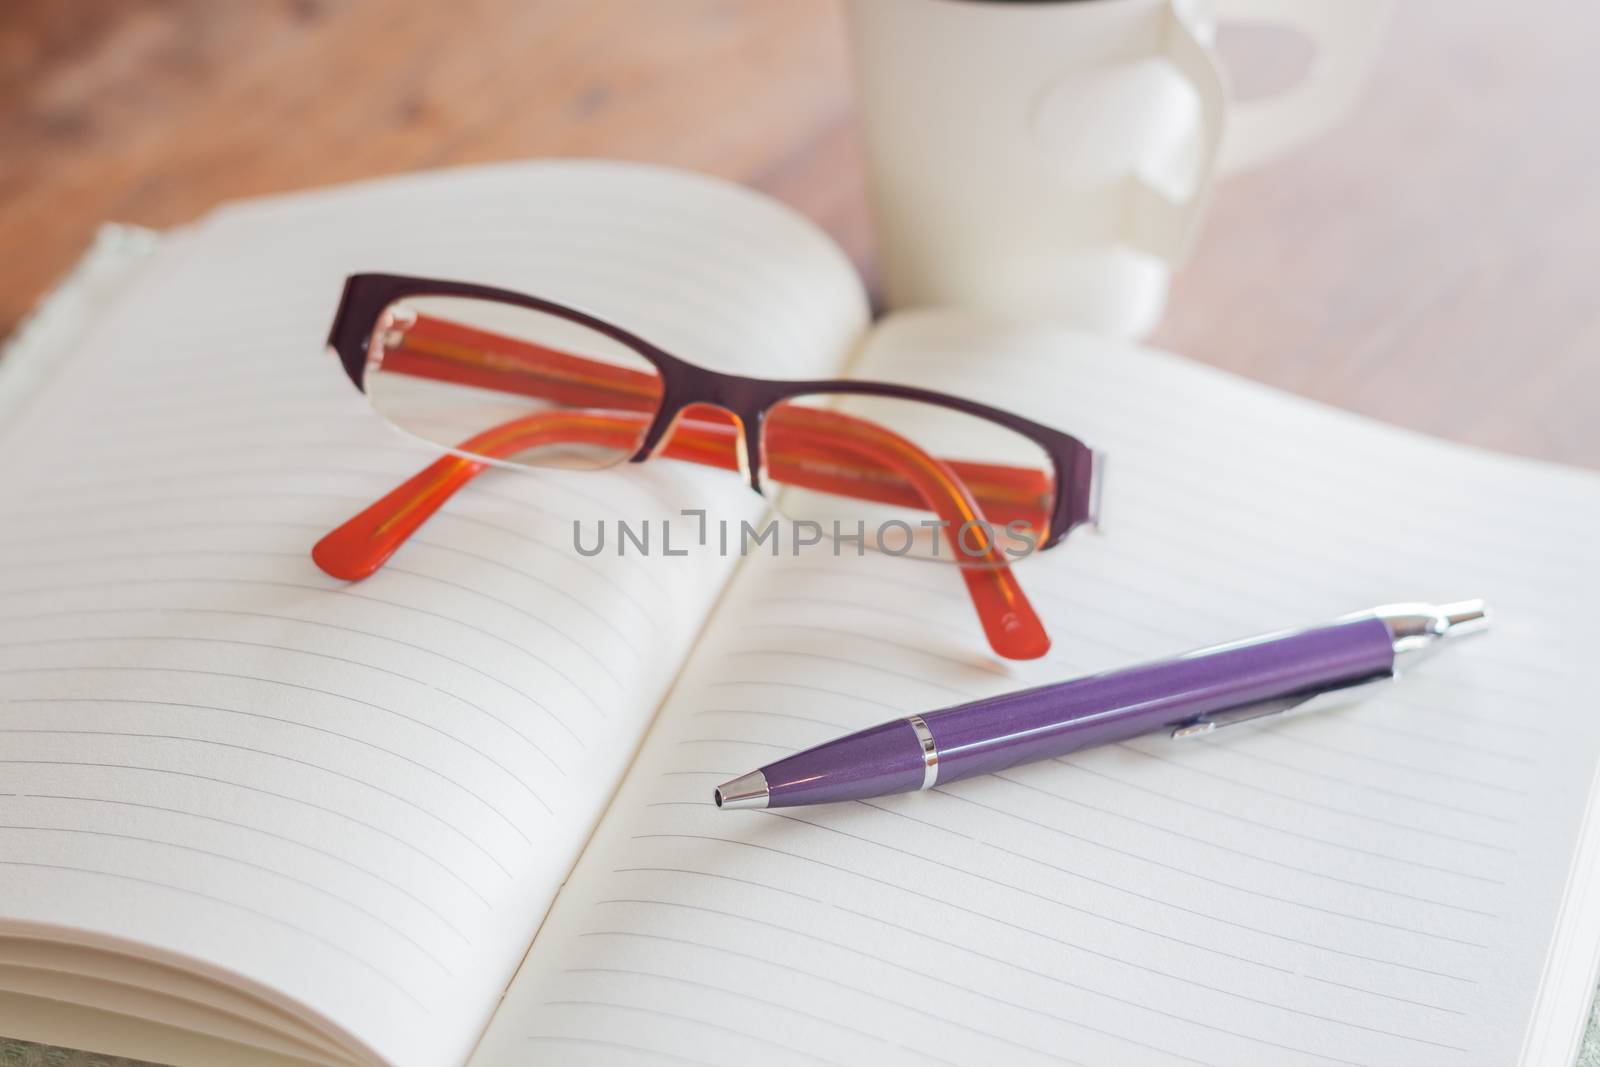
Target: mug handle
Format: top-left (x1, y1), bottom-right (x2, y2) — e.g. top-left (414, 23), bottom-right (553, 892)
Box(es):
top-left (1214, 0), bottom-right (1394, 174)
top-left (1123, 11), bottom-right (1229, 264)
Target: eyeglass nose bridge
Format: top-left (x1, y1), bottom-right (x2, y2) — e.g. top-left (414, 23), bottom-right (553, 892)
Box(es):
top-left (633, 371), bottom-right (771, 494)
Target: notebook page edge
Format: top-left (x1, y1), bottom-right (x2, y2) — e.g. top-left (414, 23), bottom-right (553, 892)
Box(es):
top-left (1518, 756), bottom-right (1600, 1066)
top-left (0, 988), bottom-right (335, 1067)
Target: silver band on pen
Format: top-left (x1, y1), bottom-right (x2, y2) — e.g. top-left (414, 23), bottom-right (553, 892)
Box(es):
top-left (907, 714), bottom-right (939, 790)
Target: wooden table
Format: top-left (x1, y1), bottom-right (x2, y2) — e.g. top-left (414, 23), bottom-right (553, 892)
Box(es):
top-left (4, 0), bottom-right (1598, 469)
top-left (1, 2), bottom-right (1597, 1065)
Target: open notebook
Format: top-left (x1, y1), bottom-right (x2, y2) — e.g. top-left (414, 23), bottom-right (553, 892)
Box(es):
top-left (1, 161), bottom-right (1598, 1067)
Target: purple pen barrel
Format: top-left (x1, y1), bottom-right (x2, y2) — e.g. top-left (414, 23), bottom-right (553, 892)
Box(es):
top-left (920, 617), bottom-right (1398, 788)
top-left (722, 618), bottom-right (1393, 809)
top-left (715, 602), bottom-right (1490, 811)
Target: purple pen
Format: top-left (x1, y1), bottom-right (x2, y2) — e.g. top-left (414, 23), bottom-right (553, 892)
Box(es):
top-left (714, 601), bottom-right (1490, 810)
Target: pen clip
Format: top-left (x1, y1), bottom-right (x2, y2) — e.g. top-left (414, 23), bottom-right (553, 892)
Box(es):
top-left (1169, 671), bottom-right (1394, 740)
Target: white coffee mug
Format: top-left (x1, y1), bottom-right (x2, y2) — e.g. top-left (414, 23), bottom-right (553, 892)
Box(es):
top-left (846, 0), bottom-right (1392, 338)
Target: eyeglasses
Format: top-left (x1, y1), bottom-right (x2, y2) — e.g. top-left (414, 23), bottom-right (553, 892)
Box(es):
top-left (313, 275), bottom-right (1103, 660)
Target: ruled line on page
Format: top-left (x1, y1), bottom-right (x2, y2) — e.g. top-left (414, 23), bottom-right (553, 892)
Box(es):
top-left (0, 858), bottom-right (430, 1011)
top-left (579, 813), bottom-right (1479, 1064)
top-left (0, 550), bottom-right (629, 704)
top-left (0, 604), bottom-right (570, 738)
top-left (0, 484), bottom-right (675, 628)
top-left (0, 585), bottom-right (587, 744)
top-left (622, 856), bottom-right (1471, 998)
top-left (0, 722), bottom-right (516, 875)
top-left (0, 637), bottom-right (566, 779)
top-left (701, 677), bottom-right (904, 713)
top-left (16, 430), bottom-right (662, 509)
top-left (0, 513), bottom-right (663, 645)
top-left (575, 929), bottom-right (1108, 1067)
top-left (0, 821), bottom-right (457, 971)
top-left (1051, 759), bottom-right (1507, 882)
top-left (1171, 739), bottom-right (1516, 823)
top-left (661, 767), bottom-right (1501, 952)
top-left (0, 666), bottom-right (547, 838)
top-left (0, 758), bottom-right (494, 905)
top-left (642, 805), bottom-right (1479, 978)
top-left (592, 870), bottom-right (1465, 1030)
top-left (910, 788), bottom-right (1493, 929)
top-left (498, 728), bottom-right (1488, 1064)
top-left (5, 693), bottom-right (553, 827)
top-left (0, 467), bottom-right (678, 617)
top-left (1005, 759), bottom-right (1509, 899)
top-left (19, 790), bottom-right (475, 938)
top-left (1104, 745), bottom-right (1514, 851)
top-left (717, 787), bottom-right (1492, 937)
top-left (596, 894), bottom-right (1470, 1055)
top-left (0, 572), bottom-right (611, 733)
top-left (559, 964), bottom-right (901, 1046)
top-left (520, 1034), bottom-right (729, 1067)
top-left (578, 918), bottom-right (1367, 1067)
top-left (1238, 728), bottom-right (1525, 794)
top-left (541, 997), bottom-right (857, 1067)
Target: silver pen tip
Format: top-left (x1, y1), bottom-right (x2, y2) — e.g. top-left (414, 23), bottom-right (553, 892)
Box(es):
top-left (1438, 599), bottom-right (1491, 637)
top-left (713, 770), bottom-right (769, 810)
top-left (1373, 599), bottom-right (1491, 658)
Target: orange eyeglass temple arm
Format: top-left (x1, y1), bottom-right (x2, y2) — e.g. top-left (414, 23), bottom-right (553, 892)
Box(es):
top-left (766, 405), bottom-right (1049, 660)
top-left (314, 404), bottom-right (1049, 660)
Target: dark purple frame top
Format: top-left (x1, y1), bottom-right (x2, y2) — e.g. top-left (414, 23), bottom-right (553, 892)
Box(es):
top-left (327, 273), bottom-right (1100, 549)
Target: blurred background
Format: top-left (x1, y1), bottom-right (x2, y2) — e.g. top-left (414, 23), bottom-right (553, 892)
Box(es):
top-left (1, 0), bottom-right (1596, 469)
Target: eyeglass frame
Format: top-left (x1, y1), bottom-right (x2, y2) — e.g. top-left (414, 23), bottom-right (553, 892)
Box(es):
top-left (327, 273), bottom-right (1103, 546)
top-left (319, 273), bottom-right (1106, 660)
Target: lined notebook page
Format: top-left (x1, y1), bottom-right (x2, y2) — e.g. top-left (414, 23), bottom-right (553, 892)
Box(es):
top-left (0, 162), bottom-right (867, 1067)
top-left (473, 310), bottom-right (1600, 1067)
